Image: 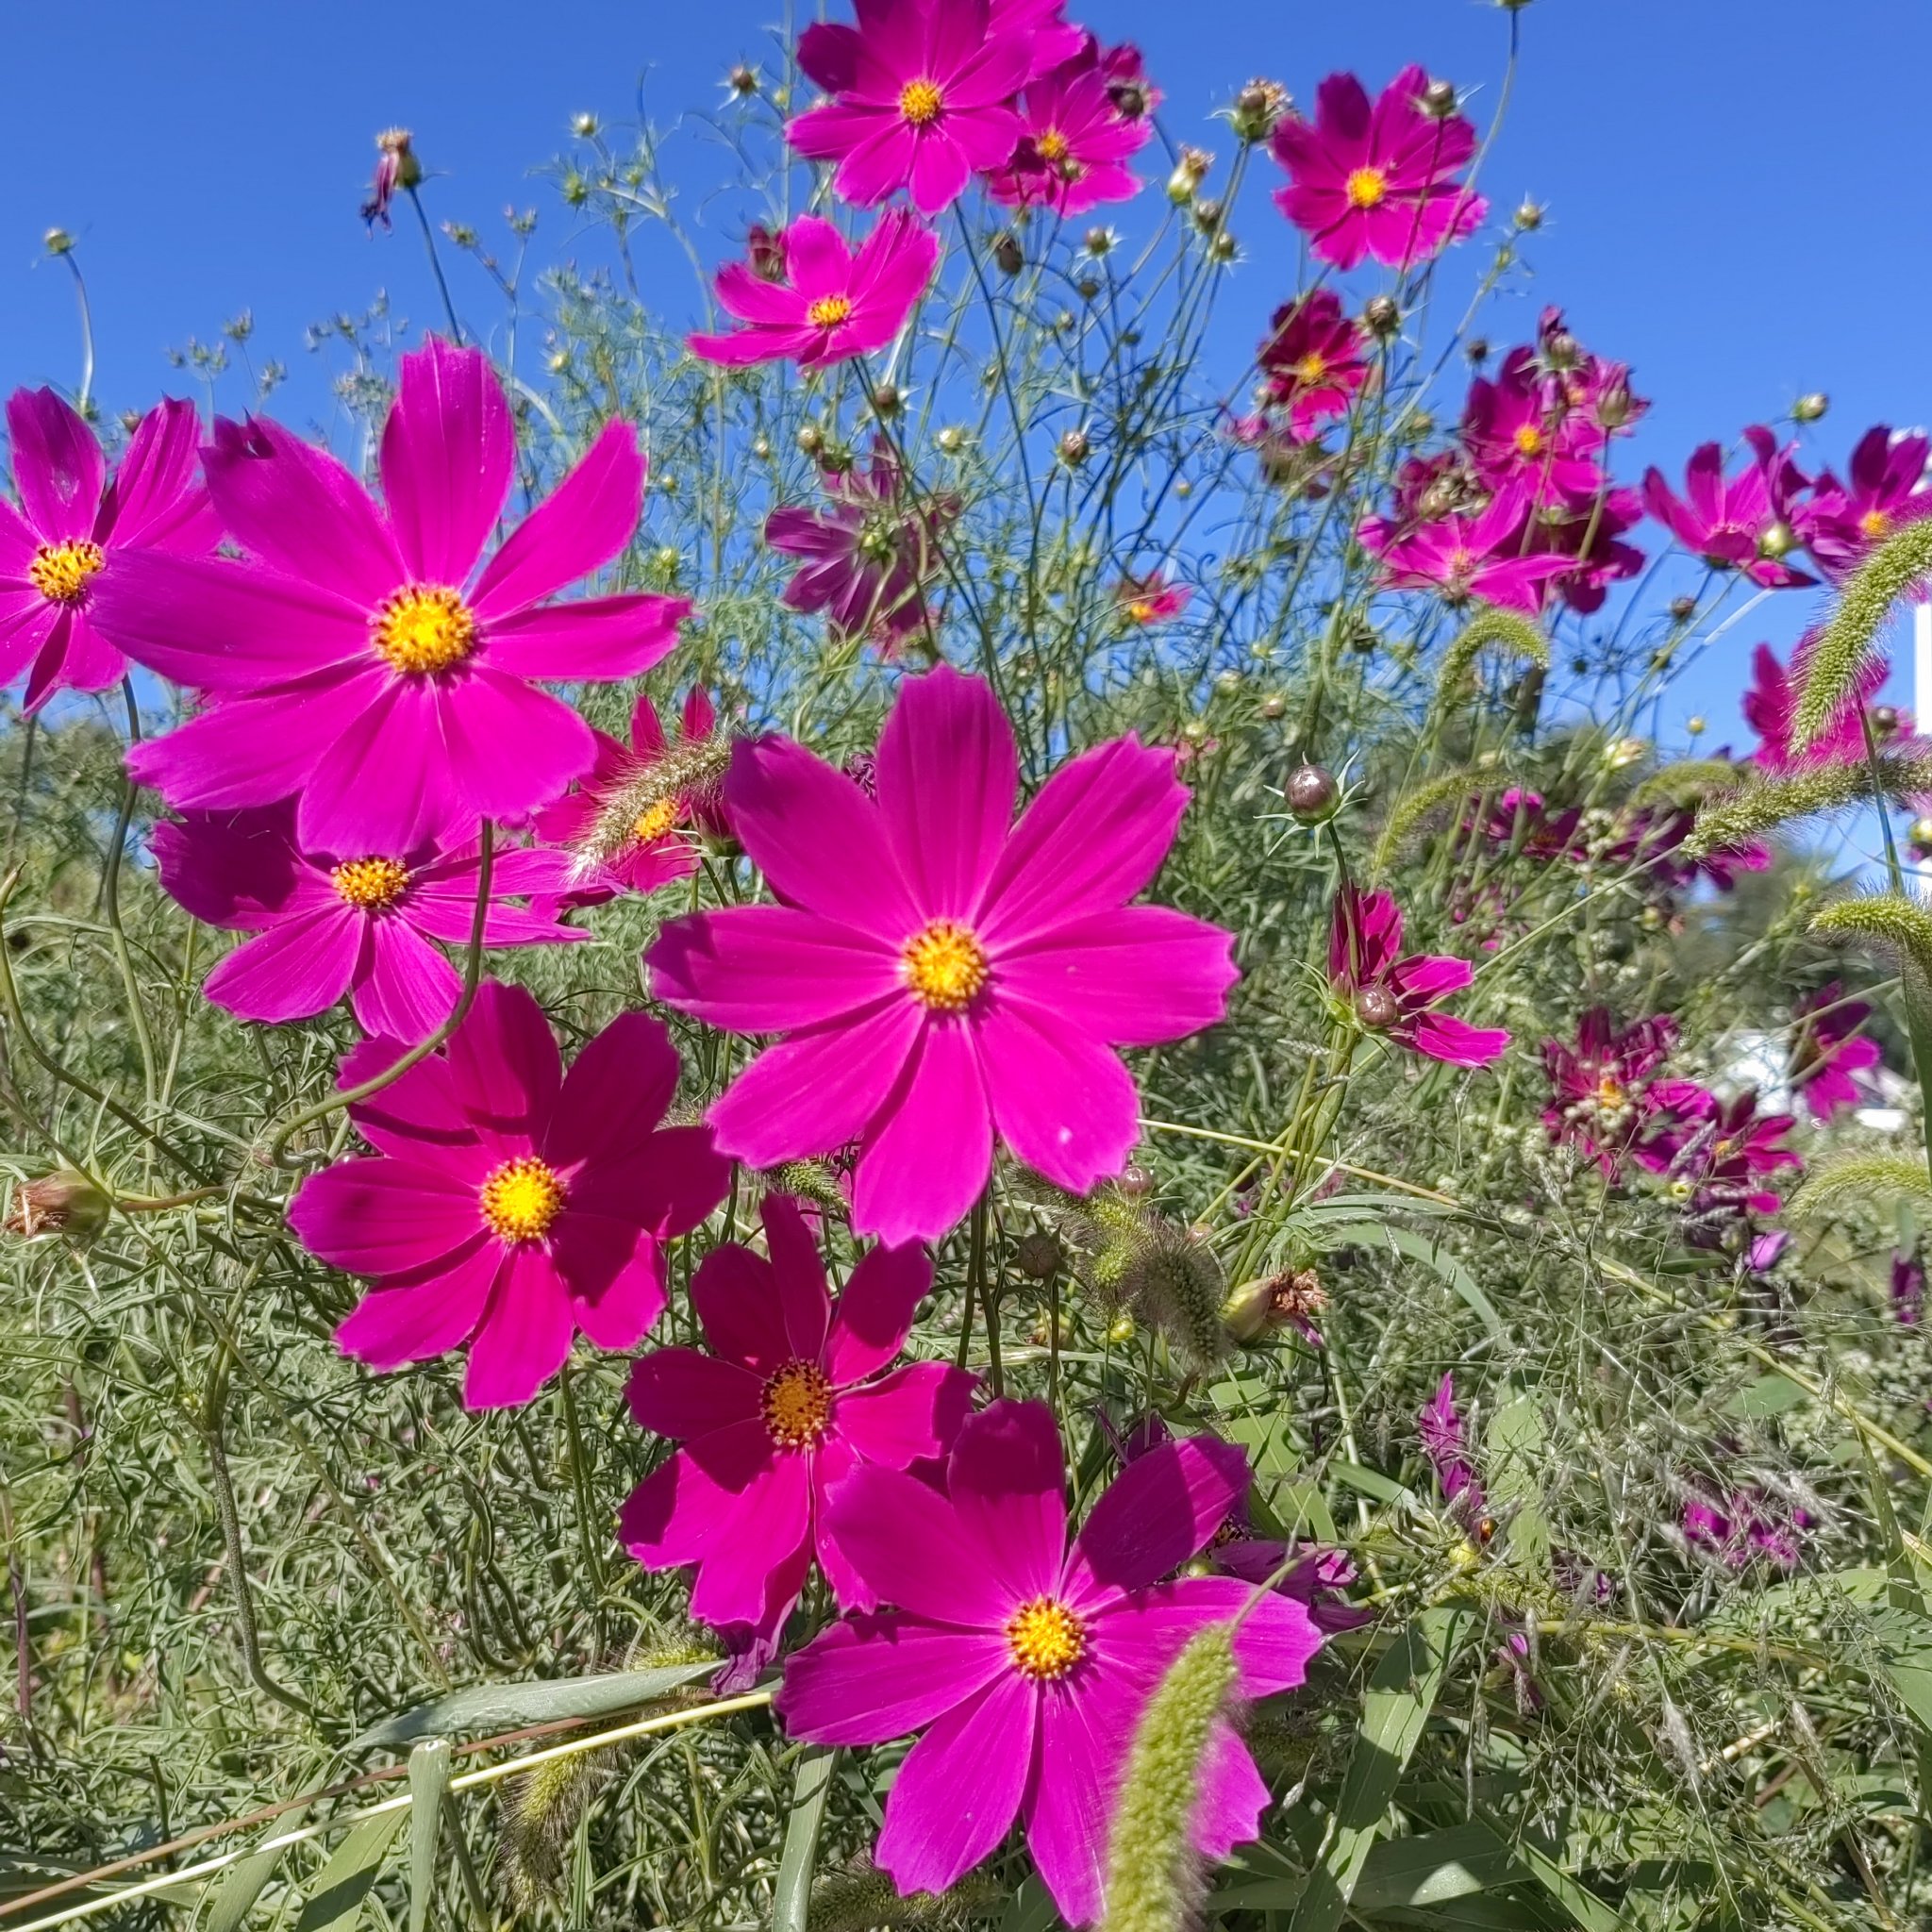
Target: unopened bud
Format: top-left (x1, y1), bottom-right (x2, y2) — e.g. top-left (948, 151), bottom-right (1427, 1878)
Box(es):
top-left (1230, 78), bottom-right (1291, 142)
top-left (1686, 715), bottom-right (1706, 735)
top-left (1084, 226), bottom-right (1116, 258)
top-left (1874, 704), bottom-right (1901, 739)
top-left (1465, 337), bottom-right (1491, 366)
top-left (1259, 694), bottom-right (1287, 720)
top-left (1542, 330), bottom-right (1583, 371)
top-left (869, 380), bottom-right (902, 419)
top-left (1208, 229), bottom-right (1240, 263)
top-left (571, 111), bottom-right (599, 138)
top-left (746, 224), bottom-right (787, 280)
top-left (653, 545), bottom-right (680, 575)
top-left (1356, 985), bottom-right (1401, 1031)
top-left (991, 228), bottom-right (1024, 275)
top-left (8, 1171), bottom-right (109, 1241)
top-left (795, 423), bottom-right (824, 457)
top-left (1108, 1312), bottom-right (1138, 1343)
top-left (1118, 1161), bottom-right (1154, 1198)
top-left (1016, 1232), bottom-right (1061, 1280)
top-left (42, 227), bottom-right (75, 258)
top-left (936, 425), bottom-right (966, 455)
top-left (1757, 520), bottom-right (1798, 561)
top-left (1911, 814), bottom-right (1932, 850)
top-left (1669, 594), bottom-right (1696, 622)
top-left (1421, 77), bottom-right (1458, 118)
top-left (1058, 426), bottom-right (1091, 468)
top-left (1513, 198), bottom-right (1544, 231)
top-left (1191, 198), bottom-right (1224, 235)
top-left (1168, 146), bottom-right (1213, 203)
top-left (1362, 294), bottom-right (1401, 338)
top-left (1792, 391), bottom-right (1829, 424)
top-left (727, 63), bottom-right (759, 96)
top-left (1286, 762), bottom-right (1339, 823)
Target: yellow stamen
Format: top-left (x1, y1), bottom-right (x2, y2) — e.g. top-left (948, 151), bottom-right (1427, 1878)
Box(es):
top-left (1512, 424), bottom-right (1544, 457)
top-left (903, 919), bottom-right (989, 1011)
top-left (1860, 508), bottom-right (1892, 541)
top-left (1594, 1074), bottom-right (1626, 1108)
top-left (375, 585), bottom-right (476, 675)
top-left (1344, 165), bottom-right (1388, 209)
top-left (1006, 1597), bottom-right (1086, 1679)
top-left (632, 797), bottom-right (680, 844)
top-left (900, 78), bottom-right (944, 125)
top-left (806, 295), bottom-right (854, 328)
top-left (28, 540), bottom-right (105, 606)
top-left (760, 1358), bottom-right (833, 1449)
top-left (1037, 127), bottom-right (1070, 164)
top-left (1290, 352), bottom-right (1328, 384)
top-left (330, 857), bottom-right (410, 910)
top-left (479, 1157), bottom-right (566, 1243)
top-left (1126, 599), bottom-right (1158, 624)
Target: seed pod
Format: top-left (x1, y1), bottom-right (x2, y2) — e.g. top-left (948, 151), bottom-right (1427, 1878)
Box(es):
top-left (1286, 762), bottom-right (1339, 823)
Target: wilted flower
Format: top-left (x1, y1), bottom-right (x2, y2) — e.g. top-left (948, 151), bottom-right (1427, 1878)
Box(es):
top-left (360, 127), bottom-right (421, 230)
top-left (6, 1170), bottom-right (110, 1241)
top-left (1892, 1248), bottom-right (1924, 1325)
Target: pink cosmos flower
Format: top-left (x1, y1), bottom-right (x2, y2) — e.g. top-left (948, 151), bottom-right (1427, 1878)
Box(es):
top-left (1539, 308), bottom-right (1649, 441)
top-left (648, 667), bottom-right (1237, 1243)
top-left (776, 1399), bottom-right (1324, 1925)
top-left (1892, 1248), bottom-right (1924, 1325)
top-left (1524, 486), bottom-right (1647, 614)
top-left (531, 688), bottom-right (724, 912)
top-left (1418, 1374), bottom-right (1486, 1529)
top-left (1267, 66), bottom-right (1487, 272)
top-left (1113, 569), bottom-right (1192, 626)
top-left (620, 1192), bottom-right (974, 1675)
top-left (0, 390), bottom-right (215, 713)
top-left (288, 981), bottom-right (729, 1408)
top-left (152, 803), bottom-right (581, 1040)
top-left (1743, 638), bottom-right (1900, 774)
top-left (1650, 1086), bottom-right (1800, 1224)
top-left (1097, 38), bottom-right (1159, 119)
top-left (1799, 425), bottom-right (1932, 580)
top-left (1460, 348), bottom-right (1607, 502)
top-left (1541, 1008), bottom-right (1683, 1179)
top-left (1478, 788), bottom-right (1585, 866)
top-left (1359, 483), bottom-right (1571, 615)
top-left (1257, 291), bottom-right (1368, 437)
top-left (1788, 982), bottom-right (1881, 1120)
top-left (1683, 1485), bottom-right (1808, 1572)
top-left (689, 214), bottom-right (940, 372)
top-left (1641, 428), bottom-right (1815, 588)
top-left (92, 339), bottom-right (687, 857)
top-left (991, 0), bottom-right (1087, 75)
top-left (765, 441), bottom-right (957, 644)
top-left (1329, 882), bottom-right (1507, 1068)
top-left (985, 41), bottom-right (1152, 215)
top-left (788, 0), bottom-right (1032, 216)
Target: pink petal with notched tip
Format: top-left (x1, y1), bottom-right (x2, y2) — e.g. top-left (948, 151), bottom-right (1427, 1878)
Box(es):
top-left (997, 906), bottom-right (1236, 1047)
top-left (824, 1239), bottom-right (935, 1383)
top-left (335, 1235), bottom-right (500, 1371)
top-left (288, 1154), bottom-right (490, 1278)
top-left (851, 1014), bottom-right (992, 1244)
top-left (7, 388), bottom-right (104, 542)
top-left (462, 1243), bottom-right (575, 1408)
top-left (483, 591), bottom-right (690, 682)
top-left (353, 920), bottom-right (462, 1041)
top-left (775, 1611), bottom-right (1011, 1745)
top-left (202, 905), bottom-right (363, 1023)
top-left (647, 906), bottom-right (903, 1033)
top-left (541, 1008), bottom-right (680, 1170)
top-left (974, 994), bottom-right (1140, 1197)
top-left (380, 339), bottom-right (513, 587)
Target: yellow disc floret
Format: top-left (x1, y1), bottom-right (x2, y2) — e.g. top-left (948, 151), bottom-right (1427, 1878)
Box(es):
top-left (1037, 127), bottom-right (1070, 164)
top-left (375, 585), bottom-right (477, 675)
top-left (900, 78), bottom-right (944, 125)
top-left (903, 919), bottom-right (990, 1011)
top-left (1291, 352), bottom-right (1328, 384)
top-left (479, 1157), bottom-right (567, 1243)
top-left (761, 1359), bottom-right (834, 1449)
top-left (1861, 508), bottom-right (1892, 541)
top-left (1006, 1596), bottom-right (1087, 1679)
top-left (29, 540), bottom-right (105, 606)
top-left (330, 857), bottom-right (410, 910)
top-left (1512, 424), bottom-right (1544, 457)
top-left (1344, 165), bottom-right (1389, 209)
top-left (807, 295), bottom-right (854, 328)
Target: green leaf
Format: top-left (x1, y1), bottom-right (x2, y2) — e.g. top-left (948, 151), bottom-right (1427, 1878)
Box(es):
top-left (996, 1872), bottom-right (1063, 1932)
top-left (352, 1658), bottom-right (718, 1749)
top-left (407, 1740), bottom-right (449, 1932)
top-left (1311, 1221), bottom-right (1507, 1341)
top-left (1723, 1373), bottom-right (1807, 1420)
top-left (1352, 1824), bottom-right (1518, 1910)
top-left (772, 1743), bottom-right (837, 1932)
top-left (200, 1809), bottom-right (308, 1932)
top-left (292, 1811), bottom-right (405, 1932)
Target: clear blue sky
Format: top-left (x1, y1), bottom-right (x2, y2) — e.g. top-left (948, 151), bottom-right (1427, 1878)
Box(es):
top-left (4, 0), bottom-right (1927, 738)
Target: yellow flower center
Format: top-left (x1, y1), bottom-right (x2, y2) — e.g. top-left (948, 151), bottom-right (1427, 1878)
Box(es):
top-left (329, 857), bottom-right (410, 910)
top-left (1126, 599), bottom-right (1158, 624)
top-left (632, 797), bottom-right (680, 844)
top-left (374, 585), bottom-right (477, 675)
top-left (760, 1358), bottom-right (834, 1449)
top-left (806, 295), bottom-right (854, 328)
top-left (479, 1157), bottom-right (566, 1243)
top-left (900, 78), bottom-right (944, 125)
top-left (28, 540), bottom-right (105, 607)
top-left (903, 919), bottom-right (989, 1011)
top-left (1037, 127), bottom-right (1070, 164)
top-left (1006, 1596), bottom-right (1086, 1679)
top-left (1512, 424), bottom-right (1544, 457)
top-left (1345, 166), bottom-right (1389, 209)
top-left (1291, 351), bottom-right (1328, 384)
top-left (1594, 1074), bottom-right (1626, 1108)
top-left (1861, 508), bottom-right (1893, 540)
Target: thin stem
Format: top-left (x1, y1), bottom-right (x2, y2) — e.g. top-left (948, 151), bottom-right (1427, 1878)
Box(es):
top-left (407, 185), bottom-right (464, 344)
top-left (100, 681), bottom-right (158, 1112)
top-left (62, 251), bottom-right (95, 411)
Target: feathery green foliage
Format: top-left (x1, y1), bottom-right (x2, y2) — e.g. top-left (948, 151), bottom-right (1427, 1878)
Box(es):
top-left (1791, 515), bottom-right (1932, 749)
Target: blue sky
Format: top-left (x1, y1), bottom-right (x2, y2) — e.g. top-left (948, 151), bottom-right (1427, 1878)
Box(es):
top-left (4, 0), bottom-right (1927, 738)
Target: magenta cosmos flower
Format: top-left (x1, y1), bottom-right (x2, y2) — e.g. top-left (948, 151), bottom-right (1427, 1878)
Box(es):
top-left (621, 1191), bottom-right (974, 1671)
top-left (1113, 569), bottom-right (1191, 626)
top-left (777, 1400), bottom-right (1324, 1925)
top-left (1541, 1008), bottom-right (1683, 1179)
top-left (648, 666), bottom-right (1237, 1243)
top-left (1460, 347), bottom-right (1607, 503)
top-left (1801, 425), bottom-right (1932, 579)
top-left (152, 802), bottom-right (581, 1040)
top-left (1358, 483), bottom-right (1571, 616)
top-left (1641, 427), bottom-right (1815, 588)
top-left (93, 339), bottom-right (688, 856)
top-left (288, 981), bottom-right (729, 1407)
top-left (788, 0), bottom-right (1032, 215)
top-left (1330, 882), bottom-right (1507, 1068)
top-left (985, 41), bottom-right (1152, 216)
top-left (0, 390), bottom-right (215, 713)
top-left (1418, 1374), bottom-right (1485, 1527)
top-left (1789, 982), bottom-right (1881, 1120)
top-left (689, 214), bottom-right (940, 372)
top-left (1257, 291), bottom-right (1369, 437)
top-left (1268, 66), bottom-right (1487, 272)
top-left (1743, 637), bottom-right (1898, 774)
top-left (532, 688), bottom-right (724, 911)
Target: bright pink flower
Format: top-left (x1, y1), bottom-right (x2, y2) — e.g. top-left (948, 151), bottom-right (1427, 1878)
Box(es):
top-left (1418, 1374), bottom-right (1485, 1525)
top-left (1096, 38), bottom-right (1159, 119)
top-left (991, 0), bottom-right (1087, 75)
top-left (620, 1192), bottom-right (974, 1674)
top-left (0, 391), bottom-right (215, 713)
top-left (690, 214), bottom-right (940, 371)
top-left (765, 441), bottom-right (957, 643)
top-left (1541, 1008), bottom-right (1683, 1179)
top-left (1683, 1484), bottom-right (1808, 1572)
top-left (788, 0), bottom-right (1032, 215)
top-left (288, 982), bottom-right (729, 1408)
top-left (1612, 806), bottom-right (1771, 896)
top-left (152, 803), bottom-right (580, 1040)
top-left (648, 667), bottom-right (1237, 1243)
top-left (1641, 427), bottom-right (1815, 588)
top-left (1460, 347), bottom-right (1607, 502)
top-left (985, 42), bottom-right (1152, 215)
top-left (1789, 983), bottom-right (1881, 1120)
top-left (1267, 66), bottom-right (1487, 272)
top-left (1743, 637), bottom-right (1900, 774)
top-left (1329, 882), bottom-right (1507, 1068)
top-left (1799, 425), bottom-right (1932, 580)
top-left (1650, 1086), bottom-right (1800, 1222)
top-left (776, 1400), bottom-right (1324, 1925)
top-left (93, 340), bottom-right (686, 856)
top-left (1358, 483), bottom-right (1571, 615)
top-left (1113, 569), bottom-right (1192, 625)
top-left (531, 688), bottom-right (724, 912)
top-left (1257, 291), bottom-right (1368, 437)
top-left (1523, 486), bottom-right (1646, 614)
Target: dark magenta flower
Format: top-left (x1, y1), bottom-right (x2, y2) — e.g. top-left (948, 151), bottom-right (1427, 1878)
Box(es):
top-left (1112, 569), bottom-right (1192, 626)
top-left (621, 1192), bottom-right (974, 1676)
top-left (1641, 427), bottom-right (1816, 588)
top-left (359, 128), bottom-right (419, 230)
top-left (648, 667), bottom-right (1237, 1243)
top-left (1267, 66), bottom-right (1486, 271)
top-left (788, 0), bottom-right (1032, 215)
top-left (1652, 1087), bottom-right (1800, 1223)
top-left (985, 41), bottom-right (1151, 215)
top-left (0, 390), bottom-right (215, 712)
top-left (1892, 1248), bottom-right (1924, 1325)
top-left (1329, 883), bottom-right (1507, 1068)
top-left (689, 214), bottom-right (940, 371)
top-left (152, 803), bottom-right (581, 1040)
top-left (1257, 291), bottom-right (1369, 437)
top-left (1683, 1484), bottom-right (1809, 1572)
top-left (1788, 982), bottom-right (1881, 1120)
top-left (288, 982), bottom-right (729, 1408)
top-left (1358, 483), bottom-right (1572, 615)
top-left (1798, 425), bottom-right (1932, 579)
top-left (1612, 806), bottom-right (1772, 896)
top-left (776, 1400), bottom-right (1324, 1925)
top-left (1459, 347), bottom-right (1607, 503)
top-left (1541, 1008), bottom-right (1683, 1180)
top-left (1523, 486), bottom-right (1647, 614)
top-left (764, 441), bottom-right (957, 645)
top-left (94, 340), bottom-right (688, 857)
top-left (1418, 1374), bottom-right (1486, 1530)
top-left (1477, 787), bottom-right (1586, 866)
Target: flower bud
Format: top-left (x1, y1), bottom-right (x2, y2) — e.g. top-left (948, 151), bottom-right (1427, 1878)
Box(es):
top-left (42, 227), bottom-right (75, 258)
top-left (1076, 274), bottom-right (1102, 300)
top-left (1792, 391), bottom-right (1829, 423)
top-left (1686, 715), bottom-right (1706, 736)
top-left (1108, 1312), bottom-right (1138, 1343)
top-left (1465, 336), bottom-right (1491, 366)
top-left (1208, 229), bottom-right (1240, 263)
top-left (1286, 762), bottom-right (1339, 823)
top-left (1362, 294), bottom-right (1401, 338)
top-left (8, 1171), bottom-right (110, 1241)
top-left (571, 111), bottom-right (599, 138)
top-left (1230, 78), bottom-right (1291, 142)
top-left (1118, 1161), bottom-right (1154, 1197)
top-left (1356, 984), bottom-right (1401, 1030)
top-left (1542, 330), bottom-right (1583, 371)
top-left (1874, 704), bottom-right (1900, 739)
top-left (1593, 374), bottom-right (1637, 429)
top-left (1058, 426), bottom-right (1091, 468)
top-left (653, 545), bottom-right (681, 575)
top-left (1223, 1266), bottom-right (1329, 1341)
top-left (1016, 1232), bottom-right (1061, 1280)
top-left (992, 228), bottom-right (1024, 275)
top-left (1191, 197), bottom-right (1224, 234)
top-left (1421, 77), bottom-right (1458, 117)
top-left (746, 224), bottom-right (787, 281)
top-left (1259, 694), bottom-right (1287, 721)
top-left (869, 380), bottom-right (903, 419)
top-left (1084, 225), bottom-right (1116, 258)
top-left (1669, 594), bottom-right (1696, 621)
top-left (795, 422), bottom-right (824, 457)
top-left (727, 63), bottom-right (759, 96)
top-left (1757, 520), bottom-right (1798, 561)
top-left (1167, 146), bottom-right (1213, 203)
top-left (1110, 78), bottom-right (1150, 120)
top-left (936, 425), bottom-right (966, 455)
top-left (1911, 815), bottom-right (1932, 853)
